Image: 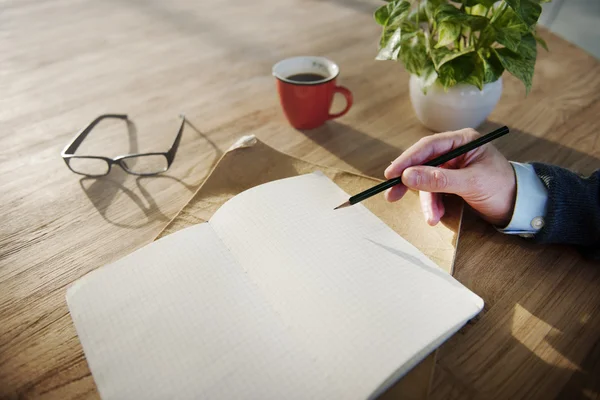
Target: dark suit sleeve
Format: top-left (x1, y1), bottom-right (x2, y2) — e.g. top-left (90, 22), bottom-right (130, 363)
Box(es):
top-left (530, 162), bottom-right (600, 260)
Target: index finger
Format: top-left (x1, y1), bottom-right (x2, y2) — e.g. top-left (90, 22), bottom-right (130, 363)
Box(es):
top-left (384, 128), bottom-right (481, 179)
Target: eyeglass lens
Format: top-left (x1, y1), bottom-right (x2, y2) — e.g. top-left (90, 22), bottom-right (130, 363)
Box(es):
top-left (120, 155), bottom-right (168, 175)
top-left (69, 157), bottom-right (110, 176)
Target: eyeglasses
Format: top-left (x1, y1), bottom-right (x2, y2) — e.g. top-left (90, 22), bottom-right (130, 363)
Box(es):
top-left (61, 114), bottom-right (185, 177)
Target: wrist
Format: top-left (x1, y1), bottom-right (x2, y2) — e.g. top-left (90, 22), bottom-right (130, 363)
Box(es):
top-left (496, 163), bottom-right (518, 228)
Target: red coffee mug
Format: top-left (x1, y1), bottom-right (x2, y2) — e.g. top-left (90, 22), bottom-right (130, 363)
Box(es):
top-left (272, 56), bottom-right (353, 130)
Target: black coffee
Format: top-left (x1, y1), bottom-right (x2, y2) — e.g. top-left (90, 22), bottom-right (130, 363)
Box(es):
top-left (287, 73), bottom-right (327, 82)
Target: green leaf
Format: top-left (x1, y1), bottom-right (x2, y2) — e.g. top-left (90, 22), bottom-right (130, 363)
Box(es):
top-left (533, 31), bottom-right (549, 51)
top-left (376, 28), bottom-right (403, 60)
top-left (435, 4), bottom-right (489, 30)
top-left (463, 54), bottom-right (485, 90)
top-left (456, 0), bottom-right (496, 7)
top-left (399, 32), bottom-right (429, 75)
top-left (375, 0), bottom-right (413, 61)
top-left (408, 8), bottom-right (425, 24)
top-left (470, 4), bottom-right (488, 16)
top-left (432, 47), bottom-right (474, 69)
top-left (374, 0), bottom-right (411, 26)
top-left (424, 0), bottom-right (444, 22)
top-left (491, 7), bottom-right (527, 52)
top-left (437, 53), bottom-right (476, 89)
top-left (479, 49), bottom-right (504, 83)
top-left (478, 25), bottom-right (496, 49)
top-left (436, 22), bottom-right (461, 48)
top-left (434, 4), bottom-right (461, 21)
top-left (407, 0), bottom-right (444, 24)
top-left (493, 6), bottom-right (528, 33)
top-left (495, 26), bottom-right (522, 52)
top-left (493, 33), bottom-right (537, 93)
top-left (420, 62), bottom-right (439, 94)
top-left (503, 0), bottom-right (542, 30)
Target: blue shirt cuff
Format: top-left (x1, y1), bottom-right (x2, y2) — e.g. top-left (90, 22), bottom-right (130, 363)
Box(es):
top-left (497, 162), bottom-right (549, 237)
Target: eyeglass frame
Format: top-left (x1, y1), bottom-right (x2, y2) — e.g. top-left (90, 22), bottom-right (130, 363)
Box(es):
top-left (61, 113), bottom-right (185, 177)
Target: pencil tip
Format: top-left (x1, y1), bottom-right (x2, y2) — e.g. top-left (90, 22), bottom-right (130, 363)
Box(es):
top-left (334, 201), bottom-right (351, 210)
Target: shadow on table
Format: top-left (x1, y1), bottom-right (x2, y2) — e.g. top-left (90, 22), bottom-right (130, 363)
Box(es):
top-left (79, 118), bottom-right (221, 228)
top-left (78, 119), bottom-right (166, 229)
top-left (184, 119), bottom-right (222, 161)
top-left (432, 209), bottom-right (600, 399)
top-left (479, 120), bottom-right (600, 175)
top-left (300, 118), bottom-right (599, 184)
top-left (433, 120), bottom-right (600, 398)
top-left (299, 121), bottom-right (403, 178)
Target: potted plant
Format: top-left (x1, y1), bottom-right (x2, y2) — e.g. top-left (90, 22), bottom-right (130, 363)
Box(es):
top-left (374, 0), bottom-right (549, 132)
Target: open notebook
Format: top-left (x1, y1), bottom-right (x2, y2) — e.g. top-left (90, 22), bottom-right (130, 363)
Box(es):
top-left (67, 171), bottom-right (484, 400)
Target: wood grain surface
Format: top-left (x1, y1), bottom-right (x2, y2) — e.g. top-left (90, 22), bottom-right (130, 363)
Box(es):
top-left (1, 0), bottom-right (599, 399)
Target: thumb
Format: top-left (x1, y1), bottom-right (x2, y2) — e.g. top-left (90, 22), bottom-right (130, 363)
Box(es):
top-left (402, 166), bottom-right (470, 195)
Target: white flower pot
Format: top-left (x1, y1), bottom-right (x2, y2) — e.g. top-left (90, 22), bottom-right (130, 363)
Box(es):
top-left (409, 74), bottom-right (503, 133)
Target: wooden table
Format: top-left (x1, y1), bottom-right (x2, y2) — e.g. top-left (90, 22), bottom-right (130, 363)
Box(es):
top-left (1, 1), bottom-right (599, 398)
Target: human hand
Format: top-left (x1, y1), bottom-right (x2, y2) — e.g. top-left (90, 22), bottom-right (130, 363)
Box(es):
top-left (384, 128), bottom-right (516, 227)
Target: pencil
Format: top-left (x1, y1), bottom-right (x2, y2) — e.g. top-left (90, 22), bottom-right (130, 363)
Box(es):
top-left (334, 126), bottom-right (510, 210)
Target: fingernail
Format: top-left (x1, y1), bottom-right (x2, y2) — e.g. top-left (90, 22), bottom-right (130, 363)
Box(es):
top-left (424, 210), bottom-right (432, 223)
top-left (384, 164), bottom-right (393, 177)
top-left (404, 168), bottom-right (420, 187)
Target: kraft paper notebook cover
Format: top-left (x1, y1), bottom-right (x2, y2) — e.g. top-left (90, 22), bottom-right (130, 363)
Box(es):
top-left (154, 136), bottom-right (467, 399)
top-left (66, 136), bottom-right (480, 400)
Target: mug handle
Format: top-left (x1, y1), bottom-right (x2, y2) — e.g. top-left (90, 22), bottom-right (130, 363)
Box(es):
top-left (328, 86), bottom-right (353, 119)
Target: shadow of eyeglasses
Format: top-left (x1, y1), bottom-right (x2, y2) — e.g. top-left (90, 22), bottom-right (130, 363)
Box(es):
top-left (77, 115), bottom-right (222, 228)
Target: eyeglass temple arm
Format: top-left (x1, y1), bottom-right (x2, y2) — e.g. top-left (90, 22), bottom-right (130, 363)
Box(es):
top-left (61, 114), bottom-right (128, 156)
top-left (165, 114), bottom-right (186, 165)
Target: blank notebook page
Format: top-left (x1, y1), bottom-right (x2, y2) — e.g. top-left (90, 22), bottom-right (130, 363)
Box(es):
top-left (67, 172), bottom-right (483, 400)
top-left (67, 224), bottom-right (337, 399)
top-left (209, 172), bottom-right (483, 398)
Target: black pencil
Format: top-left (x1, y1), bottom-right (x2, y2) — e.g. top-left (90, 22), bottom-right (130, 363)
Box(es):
top-left (334, 126), bottom-right (510, 210)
